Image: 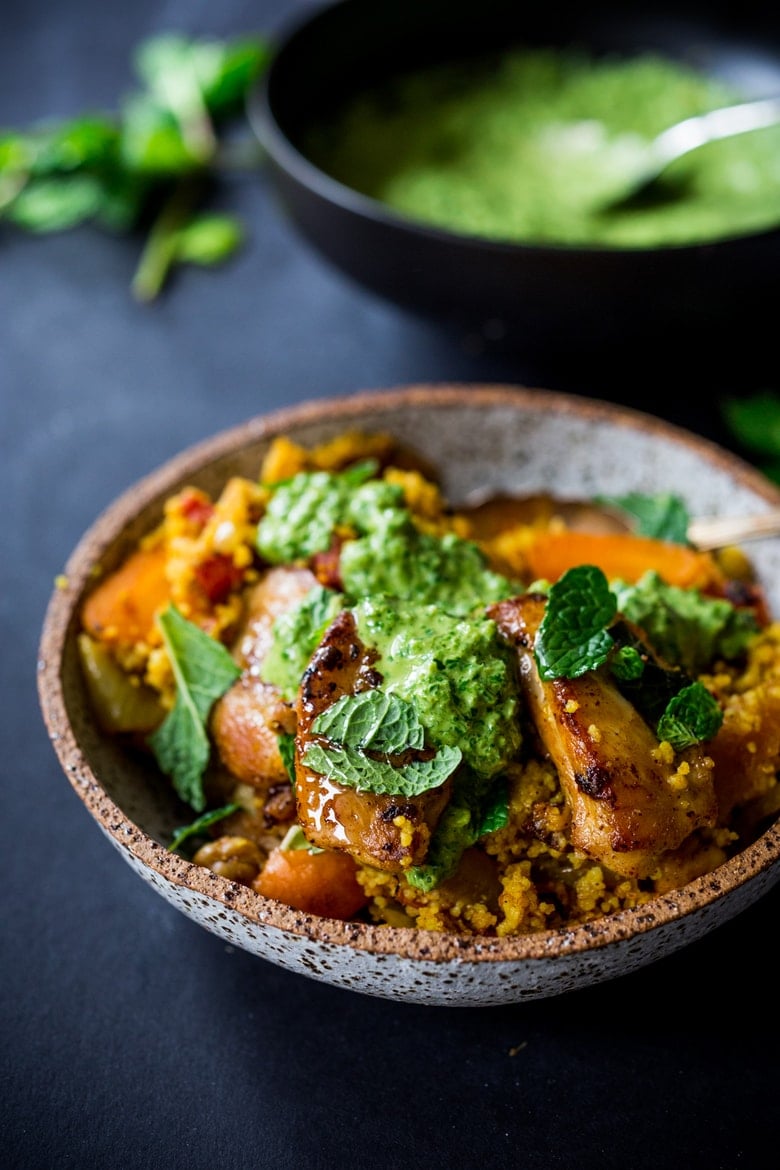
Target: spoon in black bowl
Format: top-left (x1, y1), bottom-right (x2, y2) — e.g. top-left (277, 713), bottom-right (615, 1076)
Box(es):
top-left (604, 94), bottom-right (780, 211)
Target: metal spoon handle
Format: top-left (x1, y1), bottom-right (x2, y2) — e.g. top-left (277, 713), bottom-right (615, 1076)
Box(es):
top-left (651, 95), bottom-right (780, 170)
top-left (687, 506), bottom-right (780, 550)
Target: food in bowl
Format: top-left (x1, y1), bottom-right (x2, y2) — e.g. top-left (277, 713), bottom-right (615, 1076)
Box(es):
top-left (302, 46), bottom-right (780, 248)
top-left (75, 425), bottom-right (780, 938)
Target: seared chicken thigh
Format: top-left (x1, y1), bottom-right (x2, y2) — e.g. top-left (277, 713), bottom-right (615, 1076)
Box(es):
top-left (295, 610), bottom-right (453, 870)
top-left (490, 594), bottom-right (718, 877)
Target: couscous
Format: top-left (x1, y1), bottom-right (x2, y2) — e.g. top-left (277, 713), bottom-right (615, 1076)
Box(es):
top-left (77, 430), bottom-right (780, 935)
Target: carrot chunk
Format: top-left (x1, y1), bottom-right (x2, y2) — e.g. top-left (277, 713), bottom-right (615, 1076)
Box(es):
top-left (253, 846), bottom-right (368, 920)
top-left (525, 530), bottom-right (723, 590)
top-left (81, 544), bottom-right (170, 647)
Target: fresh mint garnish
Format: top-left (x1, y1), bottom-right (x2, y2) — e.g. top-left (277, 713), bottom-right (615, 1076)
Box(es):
top-left (598, 492), bottom-right (690, 543)
top-left (278, 733), bottom-right (296, 787)
top-left (532, 572), bottom-right (726, 752)
top-left (305, 688), bottom-right (462, 796)
top-left (405, 772), bottom-right (508, 892)
top-left (313, 689), bottom-right (425, 755)
top-left (148, 604), bottom-right (241, 811)
top-left (609, 643), bottom-right (645, 681)
top-left (0, 33), bottom-right (270, 300)
top-left (301, 741), bottom-right (462, 797)
top-left (535, 564), bottom-right (617, 681)
top-left (656, 682), bottom-right (723, 750)
top-left (167, 802), bottom-right (241, 855)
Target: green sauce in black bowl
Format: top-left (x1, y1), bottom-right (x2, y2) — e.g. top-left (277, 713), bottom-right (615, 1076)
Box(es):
top-left (250, 0), bottom-right (780, 360)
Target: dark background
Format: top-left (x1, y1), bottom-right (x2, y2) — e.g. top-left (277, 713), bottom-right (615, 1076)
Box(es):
top-left (3, 3), bottom-right (779, 1168)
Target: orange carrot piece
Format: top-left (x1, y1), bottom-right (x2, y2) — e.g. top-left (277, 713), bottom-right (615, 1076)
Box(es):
top-left (81, 544), bottom-right (170, 647)
top-left (253, 846), bottom-right (368, 920)
top-left (525, 530), bottom-right (723, 590)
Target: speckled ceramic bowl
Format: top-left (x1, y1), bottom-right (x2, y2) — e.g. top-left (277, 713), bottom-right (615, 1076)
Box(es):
top-left (38, 385), bottom-right (780, 1005)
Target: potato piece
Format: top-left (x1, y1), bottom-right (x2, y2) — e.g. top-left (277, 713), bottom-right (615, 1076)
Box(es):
top-left (211, 676), bottom-right (295, 791)
top-left (211, 566), bottom-right (316, 791)
top-left (77, 634), bottom-right (164, 734)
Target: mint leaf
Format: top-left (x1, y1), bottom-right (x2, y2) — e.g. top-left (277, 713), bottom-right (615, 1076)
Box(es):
top-left (535, 565), bottom-right (617, 681)
top-left (167, 802), bottom-right (241, 855)
top-left (119, 93), bottom-right (196, 173)
top-left (7, 174), bottom-right (107, 231)
top-left (598, 492), bottom-right (690, 543)
top-left (312, 690), bottom-right (424, 755)
top-left (477, 777), bottom-right (509, 836)
top-left (133, 35), bottom-right (219, 165)
top-left (656, 682), bottom-right (723, 750)
top-left (405, 773), bottom-right (508, 892)
top-left (148, 604), bottom-right (241, 811)
top-left (302, 741), bottom-right (461, 797)
top-left (722, 391), bottom-right (780, 461)
top-left (198, 39), bottom-right (271, 118)
top-left (608, 620), bottom-right (690, 727)
top-left (278, 733), bottom-right (296, 787)
top-left (609, 644), bottom-right (645, 681)
top-left (174, 213), bottom-right (244, 265)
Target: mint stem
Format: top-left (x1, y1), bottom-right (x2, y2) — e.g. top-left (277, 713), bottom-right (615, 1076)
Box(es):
top-left (131, 178), bottom-right (202, 302)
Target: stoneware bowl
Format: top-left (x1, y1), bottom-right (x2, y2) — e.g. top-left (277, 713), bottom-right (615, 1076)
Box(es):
top-left (251, 0), bottom-right (780, 363)
top-left (38, 385), bottom-right (780, 1006)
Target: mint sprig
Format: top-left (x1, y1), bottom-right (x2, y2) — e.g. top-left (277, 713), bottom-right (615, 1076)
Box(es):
top-left (531, 567), bottom-right (726, 751)
top-left (656, 682), bottom-right (723, 750)
top-left (597, 491), bottom-right (690, 543)
top-left (302, 741), bottom-right (462, 797)
top-left (405, 774), bottom-right (509, 892)
top-left (535, 564), bottom-right (617, 681)
top-left (0, 32), bottom-right (270, 300)
top-left (148, 604), bottom-right (241, 811)
top-left (313, 689), bottom-right (424, 755)
top-left (304, 688), bottom-right (461, 797)
top-left (167, 802), bottom-right (241, 855)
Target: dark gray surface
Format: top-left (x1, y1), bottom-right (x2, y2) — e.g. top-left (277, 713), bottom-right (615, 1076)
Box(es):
top-left (3, 4), bottom-right (779, 1168)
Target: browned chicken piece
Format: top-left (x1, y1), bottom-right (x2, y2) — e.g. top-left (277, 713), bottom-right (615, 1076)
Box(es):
top-left (295, 609), bottom-right (453, 871)
top-left (211, 566), bottom-right (317, 792)
top-left (490, 594), bottom-right (718, 878)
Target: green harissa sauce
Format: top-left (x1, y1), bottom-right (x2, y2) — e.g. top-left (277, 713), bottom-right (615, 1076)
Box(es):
top-left (303, 48), bottom-right (780, 247)
top-left (352, 597), bottom-right (521, 779)
top-left (257, 465), bottom-right (523, 776)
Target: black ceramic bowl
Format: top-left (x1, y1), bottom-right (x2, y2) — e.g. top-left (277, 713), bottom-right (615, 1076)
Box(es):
top-left (250, 0), bottom-right (780, 362)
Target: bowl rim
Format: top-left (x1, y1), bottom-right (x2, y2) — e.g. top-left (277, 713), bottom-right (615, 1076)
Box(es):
top-left (248, 0), bottom-right (780, 257)
top-left (38, 382), bottom-right (780, 964)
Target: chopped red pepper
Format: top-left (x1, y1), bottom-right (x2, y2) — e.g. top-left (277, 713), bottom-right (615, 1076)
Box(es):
top-left (178, 489), bottom-right (215, 531)
top-left (194, 554), bottom-right (244, 604)
top-left (311, 538), bottom-right (344, 590)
